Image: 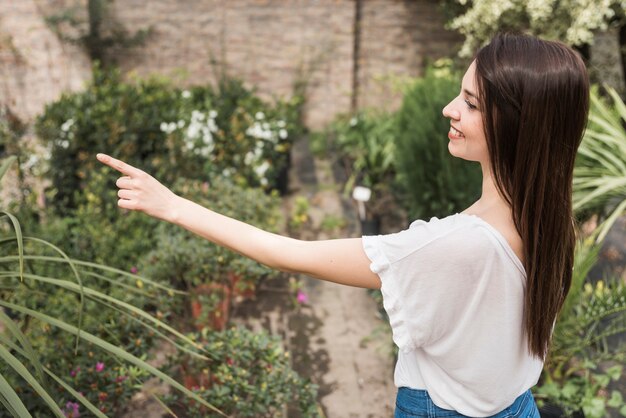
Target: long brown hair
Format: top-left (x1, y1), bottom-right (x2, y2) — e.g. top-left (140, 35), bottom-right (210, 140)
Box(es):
top-left (474, 33), bottom-right (589, 359)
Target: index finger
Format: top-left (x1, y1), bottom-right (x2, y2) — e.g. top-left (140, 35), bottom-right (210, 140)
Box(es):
top-left (96, 153), bottom-right (142, 177)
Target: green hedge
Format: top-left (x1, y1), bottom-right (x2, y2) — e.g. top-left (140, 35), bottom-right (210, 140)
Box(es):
top-left (394, 67), bottom-right (482, 220)
top-left (36, 67), bottom-right (300, 216)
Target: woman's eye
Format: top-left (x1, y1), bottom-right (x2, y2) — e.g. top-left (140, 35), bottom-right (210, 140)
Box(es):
top-left (464, 99), bottom-right (477, 110)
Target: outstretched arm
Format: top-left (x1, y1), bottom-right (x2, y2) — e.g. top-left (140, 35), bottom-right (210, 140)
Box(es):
top-left (96, 153), bottom-right (381, 289)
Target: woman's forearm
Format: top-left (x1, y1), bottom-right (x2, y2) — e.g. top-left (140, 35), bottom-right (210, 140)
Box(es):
top-left (169, 195), bottom-right (296, 272)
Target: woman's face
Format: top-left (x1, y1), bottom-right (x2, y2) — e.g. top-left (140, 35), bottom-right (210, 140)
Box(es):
top-left (442, 61), bottom-right (488, 165)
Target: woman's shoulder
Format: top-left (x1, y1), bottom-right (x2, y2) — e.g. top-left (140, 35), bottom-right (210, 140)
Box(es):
top-left (405, 212), bottom-right (524, 269)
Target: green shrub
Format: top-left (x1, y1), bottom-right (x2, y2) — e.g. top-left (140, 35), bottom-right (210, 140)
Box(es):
top-left (394, 65), bottom-right (481, 219)
top-left (331, 111), bottom-right (397, 192)
top-left (140, 177), bottom-right (283, 317)
top-left (316, 110), bottom-right (398, 223)
top-left (0, 157), bottom-right (219, 417)
top-left (36, 67), bottom-right (300, 216)
top-left (164, 327), bottom-right (320, 417)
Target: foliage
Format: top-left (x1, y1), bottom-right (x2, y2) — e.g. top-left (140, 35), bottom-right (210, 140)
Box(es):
top-left (161, 83), bottom-right (296, 192)
top-left (573, 85), bottom-right (626, 242)
top-left (164, 327), bottom-right (320, 417)
top-left (0, 157), bottom-right (222, 417)
top-left (448, 0), bottom-right (626, 57)
top-left (331, 110), bottom-right (397, 193)
top-left (534, 239), bottom-right (626, 418)
top-left (140, 178), bottom-right (283, 316)
top-left (36, 67), bottom-right (298, 216)
top-left (289, 196), bottom-right (311, 231)
top-left (394, 63), bottom-right (482, 220)
top-left (36, 66), bottom-right (181, 216)
top-left (318, 107), bottom-right (398, 222)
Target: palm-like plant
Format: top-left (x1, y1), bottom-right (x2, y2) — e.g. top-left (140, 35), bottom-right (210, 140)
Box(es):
top-left (573, 86), bottom-right (626, 242)
top-left (0, 156), bottom-right (223, 416)
top-left (535, 238), bottom-right (626, 418)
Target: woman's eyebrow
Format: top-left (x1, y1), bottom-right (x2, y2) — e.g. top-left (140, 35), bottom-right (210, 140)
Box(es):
top-left (463, 88), bottom-right (478, 99)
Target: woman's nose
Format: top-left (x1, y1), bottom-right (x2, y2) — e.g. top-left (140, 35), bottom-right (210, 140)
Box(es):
top-left (442, 101), bottom-right (460, 120)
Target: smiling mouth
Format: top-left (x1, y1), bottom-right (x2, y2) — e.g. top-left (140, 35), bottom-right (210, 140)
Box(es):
top-left (449, 126), bottom-right (465, 137)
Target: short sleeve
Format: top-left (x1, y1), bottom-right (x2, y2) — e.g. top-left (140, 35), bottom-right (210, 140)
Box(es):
top-left (362, 216), bottom-right (493, 352)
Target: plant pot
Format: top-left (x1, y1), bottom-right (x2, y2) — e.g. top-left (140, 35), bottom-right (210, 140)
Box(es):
top-left (360, 217), bottom-right (381, 235)
top-left (190, 283), bottom-right (231, 331)
top-left (228, 271), bottom-right (256, 301)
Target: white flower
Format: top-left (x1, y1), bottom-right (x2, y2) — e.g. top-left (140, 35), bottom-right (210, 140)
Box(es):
top-left (58, 139), bottom-right (69, 149)
top-left (22, 155), bottom-right (39, 170)
top-left (160, 122), bottom-right (168, 132)
top-left (209, 110), bottom-right (218, 119)
top-left (177, 120), bottom-right (186, 128)
top-left (191, 110), bottom-right (205, 121)
top-left (61, 119), bottom-right (75, 132)
top-left (279, 129), bottom-right (288, 139)
top-left (262, 123), bottom-right (270, 130)
top-left (244, 151), bottom-right (255, 165)
top-left (254, 160), bottom-right (271, 178)
top-left (222, 168), bottom-right (231, 177)
top-left (255, 112), bottom-right (265, 120)
top-left (349, 117), bottom-right (358, 127)
top-left (168, 122), bottom-right (177, 132)
top-left (277, 120), bottom-right (286, 128)
top-left (182, 90), bottom-right (191, 99)
top-left (187, 125), bottom-right (200, 139)
top-left (207, 119), bottom-right (218, 133)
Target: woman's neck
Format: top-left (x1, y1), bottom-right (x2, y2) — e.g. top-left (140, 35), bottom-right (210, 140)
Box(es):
top-left (466, 163), bottom-right (511, 215)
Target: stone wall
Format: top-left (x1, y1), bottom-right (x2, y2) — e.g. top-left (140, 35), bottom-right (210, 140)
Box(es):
top-left (0, 0), bottom-right (91, 123)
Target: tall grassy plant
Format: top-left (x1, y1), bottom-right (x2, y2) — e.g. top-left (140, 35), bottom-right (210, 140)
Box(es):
top-left (0, 158), bottom-right (224, 416)
top-left (394, 68), bottom-right (482, 220)
top-left (573, 86), bottom-right (626, 242)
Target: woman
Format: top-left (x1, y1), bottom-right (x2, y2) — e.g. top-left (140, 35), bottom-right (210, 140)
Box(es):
top-left (97, 33), bottom-right (589, 417)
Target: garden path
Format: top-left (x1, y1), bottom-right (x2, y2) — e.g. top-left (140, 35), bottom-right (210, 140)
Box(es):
top-left (283, 135), bottom-right (397, 417)
top-left (232, 134), bottom-right (397, 417)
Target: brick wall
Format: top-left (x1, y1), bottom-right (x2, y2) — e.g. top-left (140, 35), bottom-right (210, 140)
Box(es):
top-left (0, 0), bottom-right (460, 128)
top-left (112, 0), bottom-right (460, 128)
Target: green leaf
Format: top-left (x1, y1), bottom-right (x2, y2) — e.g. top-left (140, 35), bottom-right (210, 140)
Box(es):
top-left (595, 373), bottom-right (610, 387)
top-left (0, 310), bottom-right (48, 394)
top-left (607, 365), bottom-right (623, 381)
top-left (0, 334), bottom-right (107, 418)
top-left (0, 300), bottom-right (226, 416)
top-left (608, 391), bottom-right (624, 408)
top-left (0, 212), bottom-right (24, 282)
top-left (0, 371), bottom-right (32, 418)
top-left (0, 156), bottom-right (17, 182)
top-left (620, 404), bottom-right (626, 416)
top-left (0, 344), bottom-right (64, 417)
top-left (582, 398), bottom-right (606, 418)
top-left (562, 381), bottom-right (578, 398)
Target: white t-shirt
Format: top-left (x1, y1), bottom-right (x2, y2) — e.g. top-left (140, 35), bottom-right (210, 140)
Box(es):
top-left (362, 213), bottom-right (543, 417)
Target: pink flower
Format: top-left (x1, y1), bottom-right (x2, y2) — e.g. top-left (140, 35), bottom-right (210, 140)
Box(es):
top-left (63, 401), bottom-right (80, 418)
top-left (95, 362), bottom-right (105, 372)
top-left (70, 367), bottom-right (80, 377)
top-left (296, 290), bottom-right (308, 304)
top-left (130, 266), bottom-right (138, 274)
top-left (115, 375), bottom-right (127, 383)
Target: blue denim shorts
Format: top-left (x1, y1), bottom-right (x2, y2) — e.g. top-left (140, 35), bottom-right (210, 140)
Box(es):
top-left (395, 387), bottom-right (540, 418)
